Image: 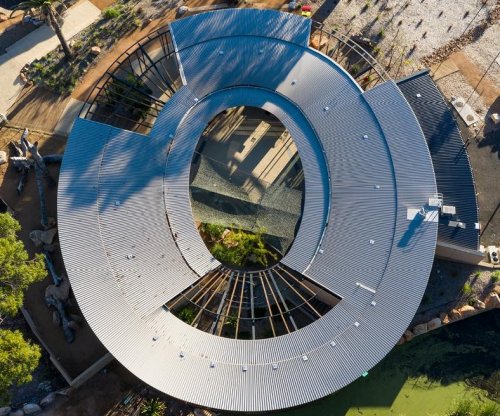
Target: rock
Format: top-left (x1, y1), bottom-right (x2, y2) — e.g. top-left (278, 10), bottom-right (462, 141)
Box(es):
top-left (413, 323), bottom-right (428, 336)
top-left (439, 312), bottom-right (447, 321)
top-left (9, 410), bottom-right (24, 416)
top-left (22, 404), bottom-right (41, 415)
top-left (29, 228), bottom-right (57, 246)
top-left (449, 309), bottom-right (461, 321)
top-left (45, 279), bottom-right (70, 301)
top-left (55, 387), bottom-right (74, 397)
top-left (493, 284), bottom-right (500, 295)
top-left (485, 293), bottom-right (500, 309)
top-left (0, 407), bottom-right (12, 416)
top-left (427, 317), bottom-right (441, 330)
top-left (475, 300), bottom-right (486, 310)
top-left (441, 314), bottom-right (450, 325)
top-left (403, 330), bottom-right (414, 342)
top-left (52, 310), bottom-right (61, 326)
top-left (0, 150), bottom-right (7, 165)
top-left (19, 73), bottom-right (27, 83)
top-left (396, 336), bottom-right (405, 345)
top-left (457, 305), bottom-right (476, 318)
top-left (0, 14), bottom-right (9, 22)
top-left (178, 5), bottom-right (188, 14)
top-left (69, 314), bottom-right (82, 324)
top-left (90, 46), bottom-right (101, 56)
top-left (310, 34), bottom-right (328, 49)
top-left (40, 392), bottom-right (56, 407)
top-left (67, 320), bottom-right (79, 330)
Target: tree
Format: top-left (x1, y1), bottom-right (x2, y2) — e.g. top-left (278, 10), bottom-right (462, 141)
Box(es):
top-left (11, 0), bottom-right (73, 60)
top-left (0, 329), bottom-right (41, 405)
top-left (210, 227), bottom-right (277, 267)
top-left (0, 213), bottom-right (47, 320)
top-left (140, 398), bottom-right (166, 416)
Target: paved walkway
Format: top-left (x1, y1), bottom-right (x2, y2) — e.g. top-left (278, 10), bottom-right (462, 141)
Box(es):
top-left (0, 0), bottom-right (101, 114)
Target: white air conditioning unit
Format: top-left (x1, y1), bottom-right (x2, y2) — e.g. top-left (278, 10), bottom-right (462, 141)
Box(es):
top-left (487, 246), bottom-right (499, 265)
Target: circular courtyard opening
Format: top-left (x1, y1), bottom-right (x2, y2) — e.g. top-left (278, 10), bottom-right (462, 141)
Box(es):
top-left (189, 106), bottom-right (305, 270)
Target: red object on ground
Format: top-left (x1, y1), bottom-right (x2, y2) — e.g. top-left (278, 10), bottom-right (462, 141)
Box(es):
top-left (301, 5), bottom-right (312, 11)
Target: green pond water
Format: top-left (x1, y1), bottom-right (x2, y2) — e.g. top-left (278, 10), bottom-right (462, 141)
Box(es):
top-left (269, 310), bottom-right (500, 416)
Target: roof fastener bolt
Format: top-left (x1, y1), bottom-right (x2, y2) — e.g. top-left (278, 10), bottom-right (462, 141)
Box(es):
top-left (291, 79), bottom-right (297, 85)
top-left (324, 106), bottom-right (330, 112)
top-left (354, 321), bottom-right (360, 327)
top-left (272, 363), bottom-right (278, 370)
top-left (375, 185), bottom-right (380, 189)
top-left (152, 335), bottom-right (159, 341)
top-left (330, 341), bottom-right (336, 347)
top-left (416, 93), bottom-right (421, 98)
top-left (218, 50), bottom-right (224, 55)
top-left (363, 134), bottom-right (369, 139)
top-left (369, 239), bottom-right (375, 245)
top-left (371, 301), bottom-right (377, 306)
top-left (179, 351), bottom-right (184, 358)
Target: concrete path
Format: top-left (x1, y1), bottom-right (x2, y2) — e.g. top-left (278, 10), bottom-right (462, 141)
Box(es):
top-left (0, 0), bottom-right (101, 114)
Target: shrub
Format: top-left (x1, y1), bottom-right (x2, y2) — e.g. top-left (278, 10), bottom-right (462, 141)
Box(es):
top-left (140, 398), bottom-right (166, 416)
top-left (448, 398), bottom-right (475, 416)
top-left (378, 28), bottom-right (385, 38)
top-left (103, 5), bottom-right (122, 19)
top-left (178, 306), bottom-right (195, 324)
top-left (491, 271), bottom-right (500, 283)
top-left (462, 283), bottom-right (473, 296)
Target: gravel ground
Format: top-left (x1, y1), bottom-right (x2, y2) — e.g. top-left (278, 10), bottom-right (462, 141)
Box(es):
top-left (313, 0), bottom-right (497, 78)
top-left (435, 71), bottom-right (489, 118)
top-left (462, 23), bottom-right (500, 84)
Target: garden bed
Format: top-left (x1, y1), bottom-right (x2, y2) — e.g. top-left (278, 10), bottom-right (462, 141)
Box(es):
top-left (25, 0), bottom-right (141, 95)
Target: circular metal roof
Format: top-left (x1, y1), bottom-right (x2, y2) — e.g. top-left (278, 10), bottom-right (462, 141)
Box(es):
top-left (58, 9), bottom-right (438, 412)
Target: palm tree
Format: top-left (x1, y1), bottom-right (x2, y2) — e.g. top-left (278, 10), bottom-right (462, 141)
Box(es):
top-left (11, 0), bottom-right (73, 60)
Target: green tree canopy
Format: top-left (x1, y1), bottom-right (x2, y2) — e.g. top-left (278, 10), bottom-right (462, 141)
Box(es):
top-left (210, 226), bottom-right (277, 267)
top-left (0, 329), bottom-right (41, 405)
top-left (0, 213), bottom-right (47, 318)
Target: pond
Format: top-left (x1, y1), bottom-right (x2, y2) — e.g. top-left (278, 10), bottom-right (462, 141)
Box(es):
top-left (272, 310), bottom-right (500, 416)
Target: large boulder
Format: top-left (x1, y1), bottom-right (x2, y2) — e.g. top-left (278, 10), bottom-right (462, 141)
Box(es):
top-left (0, 407), bottom-right (12, 416)
top-left (449, 309), bottom-right (461, 321)
top-left (492, 284), bottom-right (500, 295)
top-left (22, 404), bottom-right (41, 415)
top-left (403, 330), bottom-right (414, 342)
top-left (413, 323), bottom-right (428, 336)
top-left (427, 317), bottom-right (442, 331)
top-left (457, 305), bottom-right (476, 318)
top-left (0, 150), bottom-right (7, 165)
top-left (475, 300), bottom-right (486, 310)
top-left (485, 293), bottom-right (500, 309)
top-left (45, 279), bottom-right (70, 301)
top-left (40, 392), bottom-right (56, 408)
top-left (29, 228), bottom-right (57, 246)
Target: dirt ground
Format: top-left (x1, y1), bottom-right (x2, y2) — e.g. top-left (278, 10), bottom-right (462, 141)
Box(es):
top-left (7, 86), bottom-right (72, 132)
top-left (0, 126), bottom-right (108, 380)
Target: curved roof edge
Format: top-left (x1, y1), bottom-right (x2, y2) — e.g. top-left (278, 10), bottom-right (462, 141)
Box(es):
top-left (397, 69), bottom-right (480, 251)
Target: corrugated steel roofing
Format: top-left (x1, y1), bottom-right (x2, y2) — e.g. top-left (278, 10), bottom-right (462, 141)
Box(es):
top-left (397, 70), bottom-right (479, 251)
top-left (58, 9), bottom-right (438, 412)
